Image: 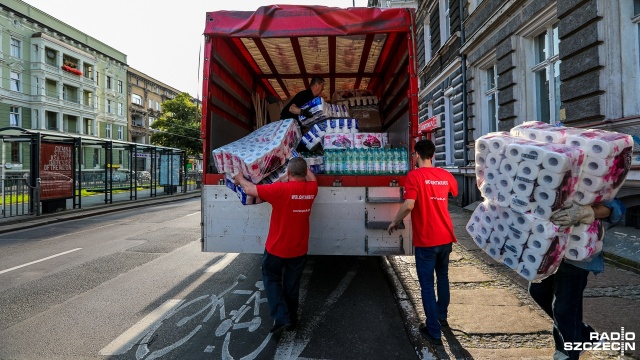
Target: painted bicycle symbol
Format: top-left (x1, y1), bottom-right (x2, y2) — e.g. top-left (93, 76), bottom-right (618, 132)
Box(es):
top-left (135, 274), bottom-right (271, 360)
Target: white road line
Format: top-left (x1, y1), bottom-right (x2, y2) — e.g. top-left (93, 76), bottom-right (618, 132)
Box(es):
top-left (0, 248), bottom-right (82, 275)
top-left (99, 299), bottom-right (185, 356)
top-left (205, 253), bottom-right (239, 273)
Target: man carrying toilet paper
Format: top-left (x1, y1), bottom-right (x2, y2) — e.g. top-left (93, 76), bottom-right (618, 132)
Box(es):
top-left (530, 199), bottom-right (625, 360)
top-left (280, 77), bottom-right (325, 123)
top-left (387, 139), bottom-right (458, 346)
top-left (233, 157), bottom-right (318, 338)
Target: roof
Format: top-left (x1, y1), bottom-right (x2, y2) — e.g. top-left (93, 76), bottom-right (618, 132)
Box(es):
top-left (203, 5), bottom-right (414, 100)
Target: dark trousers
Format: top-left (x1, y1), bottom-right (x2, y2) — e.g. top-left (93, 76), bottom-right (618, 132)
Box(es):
top-left (529, 261), bottom-right (593, 360)
top-left (261, 250), bottom-right (307, 327)
top-left (415, 243), bottom-right (452, 339)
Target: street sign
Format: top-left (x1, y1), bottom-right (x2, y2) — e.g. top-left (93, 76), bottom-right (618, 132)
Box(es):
top-left (418, 114), bottom-right (442, 133)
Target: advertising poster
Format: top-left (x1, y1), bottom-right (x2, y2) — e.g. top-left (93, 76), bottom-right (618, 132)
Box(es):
top-left (159, 154), bottom-right (180, 185)
top-left (39, 143), bottom-right (74, 200)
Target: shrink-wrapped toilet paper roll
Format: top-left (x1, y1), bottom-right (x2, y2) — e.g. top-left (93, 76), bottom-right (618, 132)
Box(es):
top-left (482, 211), bottom-right (498, 227)
top-left (531, 219), bottom-right (559, 238)
top-left (486, 153), bottom-right (505, 169)
top-left (527, 235), bottom-right (554, 254)
top-left (473, 232), bottom-right (491, 250)
top-left (490, 232), bottom-right (507, 248)
top-left (519, 144), bottom-right (545, 165)
top-left (487, 134), bottom-right (518, 154)
top-left (517, 262), bottom-right (539, 281)
top-left (516, 161), bottom-right (541, 181)
top-left (505, 143), bottom-right (527, 163)
top-left (573, 190), bottom-right (604, 206)
top-left (571, 130), bottom-right (634, 159)
top-left (532, 203), bottom-right (554, 220)
top-left (498, 207), bottom-right (514, 225)
top-left (537, 169), bottom-right (567, 190)
top-left (564, 246), bottom-right (594, 261)
top-left (503, 239), bottom-right (526, 257)
top-left (495, 174), bottom-right (514, 193)
top-left (475, 153), bottom-right (487, 168)
top-left (566, 134), bottom-right (588, 148)
top-left (499, 159), bottom-right (518, 178)
top-left (466, 222), bottom-right (478, 238)
top-left (496, 191), bottom-right (511, 208)
top-left (522, 248), bottom-right (544, 269)
top-left (476, 137), bottom-right (491, 155)
top-left (502, 254), bottom-right (520, 270)
top-left (507, 225), bottom-right (531, 245)
top-left (480, 182), bottom-right (498, 200)
top-left (495, 222), bottom-right (510, 238)
top-left (533, 186), bottom-right (565, 209)
top-left (541, 152), bottom-right (572, 173)
top-left (511, 209), bottom-right (535, 232)
top-left (510, 121), bottom-right (554, 139)
top-left (578, 173), bottom-right (612, 193)
top-left (476, 165), bottom-right (486, 187)
top-left (484, 169), bottom-right (500, 185)
top-left (487, 244), bottom-right (503, 261)
top-left (513, 178), bottom-right (535, 197)
top-left (476, 132), bottom-right (510, 154)
top-left (583, 156), bottom-right (615, 177)
top-left (511, 194), bottom-right (535, 213)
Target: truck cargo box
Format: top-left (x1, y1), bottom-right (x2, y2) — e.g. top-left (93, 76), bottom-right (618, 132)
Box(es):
top-left (201, 5), bottom-right (419, 255)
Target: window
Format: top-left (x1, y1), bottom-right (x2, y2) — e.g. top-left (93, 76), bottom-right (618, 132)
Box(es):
top-left (424, 16), bottom-right (432, 64)
top-left (96, 72), bottom-right (100, 86)
top-left (33, 109), bottom-right (39, 129)
top-left (118, 103), bottom-right (123, 116)
top-left (117, 125), bottom-right (123, 140)
top-left (10, 71), bottom-right (21, 92)
top-left (439, 0), bottom-right (451, 45)
top-left (483, 65), bottom-right (499, 133)
top-left (149, 99), bottom-right (153, 108)
top-left (132, 94), bottom-right (142, 105)
top-left (106, 123), bottom-right (112, 139)
top-left (10, 106), bottom-right (20, 126)
top-left (532, 24), bottom-right (560, 123)
top-left (107, 100), bottom-right (113, 114)
top-left (117, 80), bottom-right (123, 93)
top-left (106, 76), bottom-right (112, 90)
top-left (11, 143), bottom-right (20, 163)
top-left (156, 102), bottom-right (160, 111)
top-left (444, 92), bottom-right (454, 165)
top-left (10, 38), bottom-right (21, 58)
top-left (85, 119), bottom-right (93, 135)
top-left (149, 116), bottom-right (155, 127)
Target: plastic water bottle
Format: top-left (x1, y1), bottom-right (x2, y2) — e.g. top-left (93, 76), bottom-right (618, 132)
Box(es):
top-left (400, 148), bottom-right (408, 173)
top-left (373, 148), bottom-right (381, 175)
top-left (325, 150), bottom-right (333, 174)
top-left (345, 149), bottom-right (354, 175)
top-left (364, 149), bottom-right (372, 175)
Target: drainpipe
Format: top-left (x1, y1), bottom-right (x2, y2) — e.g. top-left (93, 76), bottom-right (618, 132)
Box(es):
top-left (460, 0), bottom-right (469, 206)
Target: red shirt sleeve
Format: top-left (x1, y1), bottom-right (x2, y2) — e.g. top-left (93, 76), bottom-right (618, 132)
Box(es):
top-left (404, 170), bottom-right (418, 200)
top-left (257, 182), bottom-right (283, 203)
top-left (449, 172), bottom-right (459, 197)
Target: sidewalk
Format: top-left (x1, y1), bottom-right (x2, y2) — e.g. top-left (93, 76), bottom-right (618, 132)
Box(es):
top-left (385, 204), bottom-right (640, 359)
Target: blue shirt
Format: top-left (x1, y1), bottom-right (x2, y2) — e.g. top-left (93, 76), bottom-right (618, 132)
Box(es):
top-left (565, 198), bottom-right (625, 274)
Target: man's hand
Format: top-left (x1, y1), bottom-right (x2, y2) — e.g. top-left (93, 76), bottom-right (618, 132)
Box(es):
top-left (550, 202), bottom-right (595, 230)
top-left (387, 221), bottom-right (399, 235)
top-left (232, 171), bottom-right (244, 185)
top-left (301, 108), bottom-right (314, 119)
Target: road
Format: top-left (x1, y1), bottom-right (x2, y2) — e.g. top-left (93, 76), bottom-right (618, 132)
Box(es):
top-left (0, 198), bottom-right (416, 360)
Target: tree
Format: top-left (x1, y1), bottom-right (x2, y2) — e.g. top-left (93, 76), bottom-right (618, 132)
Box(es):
top-left (150, 92), bottom-right (201, 156)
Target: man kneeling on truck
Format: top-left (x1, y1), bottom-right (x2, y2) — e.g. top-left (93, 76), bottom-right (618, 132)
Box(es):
top-left (233, 157), bottom-right (318, 337)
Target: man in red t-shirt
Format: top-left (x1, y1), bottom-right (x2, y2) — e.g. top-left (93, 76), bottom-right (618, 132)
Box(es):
top-left (234, 157), bottom-right (318, 337)
top-left (387, 139), bottom-right (458, 346)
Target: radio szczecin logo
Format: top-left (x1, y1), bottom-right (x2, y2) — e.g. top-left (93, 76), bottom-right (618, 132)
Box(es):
top-left (564, 328), bottom-right (635, 355)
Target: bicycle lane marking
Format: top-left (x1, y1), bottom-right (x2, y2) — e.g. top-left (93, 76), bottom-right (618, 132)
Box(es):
top-left (99, 253), bottom-right (239, 356)
top-left (274, 261), bottom-right (359, 360)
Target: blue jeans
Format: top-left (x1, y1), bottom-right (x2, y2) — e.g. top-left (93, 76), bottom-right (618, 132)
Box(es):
top-left (415, 243), bottom-right (452, 339)
top-left (529, 261), bottom-right (592, 360)
top-left (261, 250), bottom-right (307, 327)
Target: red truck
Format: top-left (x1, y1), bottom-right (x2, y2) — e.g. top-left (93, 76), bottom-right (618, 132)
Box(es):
top-left (201, 5), bottom-right (420, 255)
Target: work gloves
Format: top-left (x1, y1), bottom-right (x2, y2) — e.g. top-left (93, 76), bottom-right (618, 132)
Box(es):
top-left (301, 108), bottom-right (314, 119)
top-left (550, 202), bottom-right (595, 231)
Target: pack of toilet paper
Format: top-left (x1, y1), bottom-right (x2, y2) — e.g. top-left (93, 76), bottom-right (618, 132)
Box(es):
top-left (471, 122), bottom-right (633, 280)
top-left (299, 97), bottom-right (350, 126)
top-left (212, 119), bottom-right (301, 184)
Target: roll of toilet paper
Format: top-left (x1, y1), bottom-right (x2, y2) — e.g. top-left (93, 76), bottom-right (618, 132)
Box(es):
top-left (475, 166), bottom-right (486, 187)
top-left (531, 203), bottom-right (554, 220)
top-left (485, 153), bottom-right (505, 169)
top-left (567, 232), bottom-right (592, 247)
top-left (487, 244), bottom-right (503, 261)
top-left (478, 224), bottom-right (492, 240)
top-left (487, 202), bottom-right (499, 213)
top-left (511, 209), bottom-right (535, 231)
top-left (495, 174), bottom-right (514, 193)
top-left (517, 262), bottom-right (539, 281)
top-left (541, 151), bottom-right (572, 173)
top-left (507, 225), bottom-right (531, 245)
top-left (503, 239), bottom-right (526, 257)
top-left (516, 161), bottom-right (541, 181)
top-left (496, 191), bottom-right (511, 208)
top-left (505, 143), bottom-right (527, 163)
top-left (476, 137), bottom-right (492, 155)
top-left (495, 222), bottom-right (510, 238)
top-left (512, 178), bottom-right (535, 197)
top-left (510, 121), bottom-right (553, 139)
top-left (527, 235), bottom-right (554, 255)
top-left (522, 248), bottom-right (544, 269)
top-left (466, 222), bottom-right (478, 238)
top-left (511, 194), bottom-right (534, 213)
top-left (531, 219), bottom-right (559, 238)
top-left (491, 233), bottom-right (507, 248)
top-left (482, 211), bottom-right (498, 227)
top-left (533, 186), bottom-right (564, 209)
top-left (473, 233), bottom-right (489, 249)
top-left (475, 153), bottom-right (487, 168)
top-left (484, 169), bottom-right (500, 185)
top-left (519, 144), bottom-right (545, 165)
top-left (564, 246), bottom-right (594, 261)
top-left (480, 182), bottom-right (498, 200)
top-left (580, 132), bottom-right (633, 159)
top-left (487, 134), bottom-right (517, 154)
top-left (582, 156), bottom-right (615, 177)
top-left (499, 159), bottom-right (518, 178)
top-left (536, 169), bottom-right (567, 190)
top-left (501, 254), bottom-right (520, 270)
top-left (578, 173), bottom-right (612, 193)
top-left (498, 207), bottom-right (514, 225)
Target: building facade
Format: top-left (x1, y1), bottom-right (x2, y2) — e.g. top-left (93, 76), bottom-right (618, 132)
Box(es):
top-left (0, 0), bottom-right (128, 173)
top-left (463, 0), bottom-right (640, 220)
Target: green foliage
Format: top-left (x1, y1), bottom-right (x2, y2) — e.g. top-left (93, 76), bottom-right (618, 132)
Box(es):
top-left (150, 93), bottom-right (201, 156)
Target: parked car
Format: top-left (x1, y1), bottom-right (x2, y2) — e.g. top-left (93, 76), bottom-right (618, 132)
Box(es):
top-left (136, 171), bottom-right (151, 181)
